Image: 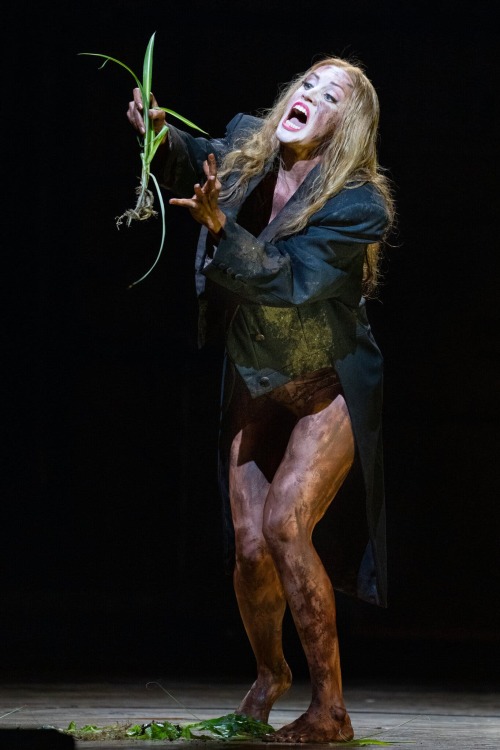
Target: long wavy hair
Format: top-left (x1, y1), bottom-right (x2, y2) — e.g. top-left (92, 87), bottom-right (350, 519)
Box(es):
top-left (218, 56), bottom-right (395, 296)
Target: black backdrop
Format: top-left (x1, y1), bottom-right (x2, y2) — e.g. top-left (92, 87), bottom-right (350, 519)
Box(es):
top-left (3, 0), bottom-right (499, 685)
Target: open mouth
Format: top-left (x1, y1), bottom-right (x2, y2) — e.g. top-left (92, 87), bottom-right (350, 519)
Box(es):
top-left (282, 101), bottom-right (310, 132)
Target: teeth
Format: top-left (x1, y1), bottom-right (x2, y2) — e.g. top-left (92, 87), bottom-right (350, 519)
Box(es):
top-left (294, 104), bottom-right (308, 116)
top-left (285, 120), bottom-right (302, 130)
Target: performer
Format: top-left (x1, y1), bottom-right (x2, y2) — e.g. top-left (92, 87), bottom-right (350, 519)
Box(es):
top-left (127, 56), bottom-right (394, 743)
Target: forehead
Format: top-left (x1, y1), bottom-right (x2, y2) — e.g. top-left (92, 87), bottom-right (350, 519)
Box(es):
top-left (307, 65), bottom-right (354, 91)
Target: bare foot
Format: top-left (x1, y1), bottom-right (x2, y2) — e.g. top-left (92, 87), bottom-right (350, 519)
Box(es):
top-left (236, 663), bottom-right (292, 723)
top-left (264, 707), bottom-right (353, 743)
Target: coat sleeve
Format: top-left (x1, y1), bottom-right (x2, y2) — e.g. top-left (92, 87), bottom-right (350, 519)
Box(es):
top-left (153, 113), bottom-right (254, 197)
top-left (203, 191), bottom-right (388, 308)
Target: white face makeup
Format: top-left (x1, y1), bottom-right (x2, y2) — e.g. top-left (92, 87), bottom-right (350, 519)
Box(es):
top-left (276, 65), bottom-right (354, 157)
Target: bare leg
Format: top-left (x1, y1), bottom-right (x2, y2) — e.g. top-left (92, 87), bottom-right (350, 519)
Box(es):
top-left (263, 395), bottom-right (355, 742)
top-left (229, 433), bottom-right (292, 723)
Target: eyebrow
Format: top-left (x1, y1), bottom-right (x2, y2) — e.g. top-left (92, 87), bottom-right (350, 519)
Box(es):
top-left (308, 71), bottom-right (347, 93)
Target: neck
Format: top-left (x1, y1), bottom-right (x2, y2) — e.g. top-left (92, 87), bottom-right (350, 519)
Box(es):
top-left (278, 145), bottom-right (321, 189)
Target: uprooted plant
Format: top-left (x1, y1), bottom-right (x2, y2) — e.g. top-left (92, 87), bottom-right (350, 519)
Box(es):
top-left (79, 32), bottom-right (206, 286)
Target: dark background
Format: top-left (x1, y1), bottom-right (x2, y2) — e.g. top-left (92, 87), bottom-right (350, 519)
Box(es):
top-left (3, 0), bottom-right (498, 687)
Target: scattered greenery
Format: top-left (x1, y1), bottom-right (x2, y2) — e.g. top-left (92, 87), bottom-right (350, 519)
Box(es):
top-left (64, 714), bottom-right (411, 744)
top-left (79, 32), bottom-right (207, 287)
top-left (65, 721), bottom-right (131, 740)
top-left (126, 719), bottom-right (183, 741)
top-left (65, 714), bottom-right (274, 742)
top-left (178, 713), bottom-right (275, 740)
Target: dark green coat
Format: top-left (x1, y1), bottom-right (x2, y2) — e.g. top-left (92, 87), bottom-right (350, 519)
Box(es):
top-left (157, 114), bottom-right (389, 607)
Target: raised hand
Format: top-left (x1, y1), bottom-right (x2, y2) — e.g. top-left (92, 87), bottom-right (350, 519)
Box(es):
top-left (169, 153), bottom-right (226, 237)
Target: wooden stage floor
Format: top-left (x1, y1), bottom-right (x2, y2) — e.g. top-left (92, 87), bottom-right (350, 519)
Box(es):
top-left (0, 679), bottom-right (499, 749)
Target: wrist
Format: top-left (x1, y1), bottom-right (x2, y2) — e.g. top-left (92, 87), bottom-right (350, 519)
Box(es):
top-left (208, 210), bottom-right (226, 243)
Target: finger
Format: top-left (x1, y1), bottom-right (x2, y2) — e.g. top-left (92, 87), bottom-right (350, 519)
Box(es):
top-left (207, 153), bottom-right (218, 177)
top-left (149, 107), bottom-right (167, 132)
top-left (149, 91), bottom-right (167, 128)
top-left (202, 154), bottom-right (218, 179)
top-left (169, 197), bottom-right (197, 209)
top-left (207, 159), bottom-right (222, 191)
top-left (127, 99), bottom-right (145, 134)
top-left (132, 87), bottom-right (143, 110)
top-left (202, 174), bottom-right (217, 191)
top-left (200, 175), bottom-right (213, 194)
top-left (203, 176), bottom-right (221, 204)
top-left (194, 184), bottom-right (209, 204)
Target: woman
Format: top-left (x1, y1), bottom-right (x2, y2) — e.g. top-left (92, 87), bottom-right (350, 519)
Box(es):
top-left (127, 56), bottom-right (394, 743)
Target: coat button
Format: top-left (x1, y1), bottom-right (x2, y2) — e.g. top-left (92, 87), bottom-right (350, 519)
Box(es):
top-left (225, 266), bottom-right (234, 275)
top-left (259, 376), bottom-right (270, 387)
top-left (255, 333), bottom-right (265, 341)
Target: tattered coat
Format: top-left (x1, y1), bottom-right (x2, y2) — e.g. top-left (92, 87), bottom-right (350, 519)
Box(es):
top-left (156, 114), bottom-right (390, 607)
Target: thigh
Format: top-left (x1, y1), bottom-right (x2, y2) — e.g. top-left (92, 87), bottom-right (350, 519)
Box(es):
top-left (226, 370), bottom-right (297, 484)
top-left (229, 428), bottom-right (270, 535)
top-left (227, 371), bottom-right (299, 538)
top-left (264, 394), bottom-right (355, 536)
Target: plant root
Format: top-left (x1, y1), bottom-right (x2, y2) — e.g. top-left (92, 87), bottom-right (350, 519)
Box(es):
top-left (116, 184), bottom-right (157, 228)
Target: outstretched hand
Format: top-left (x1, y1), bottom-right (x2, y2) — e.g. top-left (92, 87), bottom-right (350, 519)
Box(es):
top-left (169, 153), bottom-right (226, 237)
top-left (127, 87), bottom-right (167, 139)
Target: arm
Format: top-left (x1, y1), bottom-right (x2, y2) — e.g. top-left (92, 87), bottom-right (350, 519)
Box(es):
top-left (126, 90), bottom-right (252, 197)
top-left (167, 140), bottom-right (388, 307)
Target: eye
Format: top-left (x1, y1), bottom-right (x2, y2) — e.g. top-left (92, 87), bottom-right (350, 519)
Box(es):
top-left (324, 92), bottom-right (338, 104)
top-left (303, 80), bottom-right (314, 90)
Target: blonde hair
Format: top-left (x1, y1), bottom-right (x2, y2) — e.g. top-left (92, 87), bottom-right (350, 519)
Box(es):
top-left (218, 56), bottom-right (395, 295)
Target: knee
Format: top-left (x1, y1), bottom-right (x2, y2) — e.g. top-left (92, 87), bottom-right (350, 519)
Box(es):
top-left (262, 492), bottom-right (302, 553)
top-left (234, 526), bottom-right (270, 574)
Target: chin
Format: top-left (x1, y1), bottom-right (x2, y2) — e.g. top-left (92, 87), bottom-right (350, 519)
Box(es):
top-left (277, 128), bottom-right (307, 145)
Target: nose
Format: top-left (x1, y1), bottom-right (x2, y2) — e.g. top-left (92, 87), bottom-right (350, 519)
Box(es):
top-left (303, 87), bottom-right (318, 104)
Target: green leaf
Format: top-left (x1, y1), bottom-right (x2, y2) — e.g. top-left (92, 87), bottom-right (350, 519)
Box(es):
top-left (142, 32), bottom-right (156, 105)
top-left (162, 108), bottom-right (208, 134)
top-left (184, 712), bottom-right (275, 740)
top-left (126, 720), bottom-right (182, 740)
top-left (149, 124), bottom-right (170, 162)
top-left (140, 32), bottom-right (156, 154)
top-left (125, 724), bottom-right (144, 737)
top-left (78, 53), bottom-right (141, 89)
